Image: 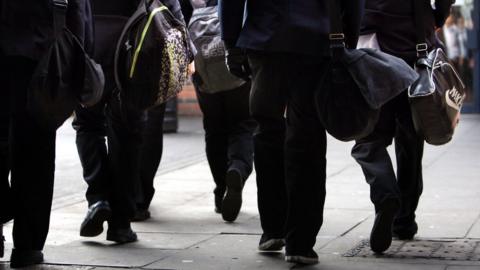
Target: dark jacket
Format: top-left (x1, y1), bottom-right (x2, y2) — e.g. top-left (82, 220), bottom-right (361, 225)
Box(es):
top-left (0, 0), bottom-right (93, 60)
top-left (361, 0), bottom-right (454, 63)
top-left (219, 0), bottom-right (364, 56)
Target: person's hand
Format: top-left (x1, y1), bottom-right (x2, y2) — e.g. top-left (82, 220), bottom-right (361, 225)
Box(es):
top-left (225, 47), bottom-right (250, 81)
top-left (187, 62), bottom-right (196, 76)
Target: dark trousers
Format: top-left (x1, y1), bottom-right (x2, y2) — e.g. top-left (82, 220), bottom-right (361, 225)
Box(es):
top-left (73, 94), bottom-right (144, 228)
top-left (247, 52), bottom-right (288, 240)
top-left (73, 98), bottom-right (166, 219)
top-left (136, 104), bottom-right (166, 210)
top-left (283, 55), bottom-right (328, 254)
top-left (195, 82), bottom-right (255, 196)
top-left (249, 52), bottom-right (329, 253)
top-left (351, 92), bottom-right (424, 234)
top-left (0, 54), bottom-right (57, 251)
top-left (73, 102), bottom-right (109, 205)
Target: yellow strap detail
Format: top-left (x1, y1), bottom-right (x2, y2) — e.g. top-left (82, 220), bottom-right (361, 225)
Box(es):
top-left (129, 6), bottom-right (168, 78)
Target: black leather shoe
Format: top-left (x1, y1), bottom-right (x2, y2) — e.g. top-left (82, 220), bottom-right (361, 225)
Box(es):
top-left (392, 230), bottom-right (415, 240)
top-left (106, 227), bottom-right (138, 244)
top-left (258, 234), bottom-right (285, 251)
top-left (285, 249), bottom-right (319, 265)
top-left (132, 209), bottom-right (151, 222)
top-left (10, 249), bottom-right (44, 268)
top-left (393, 221), bottom-right (418, 240)
top-left (370, 198), bottom-right (399, 254)
top-left (221, 169), bottom-right (243, 222)
top-left (80, 200), bottom-right (112, 237)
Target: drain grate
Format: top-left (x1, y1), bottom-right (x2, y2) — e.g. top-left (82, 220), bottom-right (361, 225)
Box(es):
top-left (344, 239), bottom-right (480, 261)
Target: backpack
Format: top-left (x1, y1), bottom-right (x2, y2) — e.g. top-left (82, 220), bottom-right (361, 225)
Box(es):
top-left (188, 5), bottom-right (245, 93)
top-left (114, 0), bottom-right (189, 111)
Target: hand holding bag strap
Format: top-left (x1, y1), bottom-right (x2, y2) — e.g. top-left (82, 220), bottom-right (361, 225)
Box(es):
top-left (327, 0), bottom-right (346, 59)
top-left (413, 0), bottom-right (428, 58)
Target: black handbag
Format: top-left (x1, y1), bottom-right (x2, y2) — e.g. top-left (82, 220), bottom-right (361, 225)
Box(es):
top-left (408, 0), bottom-right (466, 145)
top-left (28, 0), bottom-right (104, 130)
top-left (316, 0), bottom-right (419, 141)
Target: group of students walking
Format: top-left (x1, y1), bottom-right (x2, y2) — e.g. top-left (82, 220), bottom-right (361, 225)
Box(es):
top-left (0, 0), bottom-right (454, 268)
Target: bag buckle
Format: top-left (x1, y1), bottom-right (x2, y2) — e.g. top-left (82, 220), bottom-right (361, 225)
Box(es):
top-left (416, 43), bottom-right (428, 57)
top-left (53, 0), bottom-right (68, 9)
top-left (329, 33), bottom-right (345, 49)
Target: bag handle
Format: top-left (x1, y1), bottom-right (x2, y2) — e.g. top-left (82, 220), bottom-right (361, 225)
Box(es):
top-left (327, 0), bottom-right (346, 60)
top-left (413, 0), bottom-right (429, 58)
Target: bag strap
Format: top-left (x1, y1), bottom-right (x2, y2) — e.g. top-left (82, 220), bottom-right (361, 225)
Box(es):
top-left (327, 0), bottom-right (346, 59)
top-left (52, 0), bottom-right (68, 37)
top-left (413, 0), bottom-right (429, 58)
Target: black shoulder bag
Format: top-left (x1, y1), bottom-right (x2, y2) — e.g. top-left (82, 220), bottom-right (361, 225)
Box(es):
top-left (315, 0), bottom-right (419, 141)
top-left (408, 0), bottom-right (466, 145)
top-left (28, 0), bottom-right (105, 130)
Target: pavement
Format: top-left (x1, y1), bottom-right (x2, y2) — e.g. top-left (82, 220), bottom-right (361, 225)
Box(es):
top-left (1, 115), bottom-right (480, 270)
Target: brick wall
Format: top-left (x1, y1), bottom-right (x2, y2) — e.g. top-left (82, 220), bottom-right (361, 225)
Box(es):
top-left (177, 81), bottom-right (202, 116)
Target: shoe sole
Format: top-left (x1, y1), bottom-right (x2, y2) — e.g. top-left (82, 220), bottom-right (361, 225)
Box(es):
top-left (285, 255), bottom-right (319, 265)
top-left (106, 233), bottom-right (138, 244)
top-left (221, 170), bottom-right (243, 222)
top-left (258, 239), bottom-right (285, 251)
top-left (80, 207), bottom-right (111, 237)
top-left (370, 202), bottom-right (398, 253)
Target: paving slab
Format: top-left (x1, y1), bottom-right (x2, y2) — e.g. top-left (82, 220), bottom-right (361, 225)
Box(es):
top-left (42, 245), bottom-right (172, 268)
top-left (446, 266), bottom-right (480, 270)
top-left (66, 232), bottom-right (216, 250)
top-left (143, 235), bottom-right (292, 270)
top-left (291, 259), bottom-right (447, 270)
top-left (0, 264), bottom-right (93, 270)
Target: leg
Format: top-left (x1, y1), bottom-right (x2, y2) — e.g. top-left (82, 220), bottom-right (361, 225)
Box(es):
top-left (135, 103), bottom-right (166, 216)
top-left (351, 101), bottom-right (400, 208)
top-left (105, 96), bottom-right (142, 243)
top-left (0, 53), bottom-right (9, 259)
top-left (74, 103), bottom-right (113, 237)
top-left (8, 57), bottom-right (55, 266)
top-left (196, 87), bottom-right (229, 212)
top-left (0, 52), bottom-right (11, 224)
top-left (221, 82), bottom-right (256, 222)
top-left (224, 82), bottom-right (255, 180)
top-left (283, 56), bottom-right (327, 264)
top-left (351, 97), bottom-right (402, 253)
top-left (247, 52), bottom-right (288, 243)
top-left (393, 92), bottom-right (424, 238)
top-left (73, 103), bottom-right (110, 206)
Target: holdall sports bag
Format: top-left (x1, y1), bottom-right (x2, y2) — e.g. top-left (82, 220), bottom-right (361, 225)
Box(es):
top-left (408, 0), bottom-right (466, 145)
top-left (28, 0), bottom-right (105, 130)
top-left (188, 5), bottom-right (245, 93)
top-left (408, 48), bottom-right (466, 145)
top-left (114, 0), bottom-right (189, 111)
top-left (316, 0), bottom-right (418, 141)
